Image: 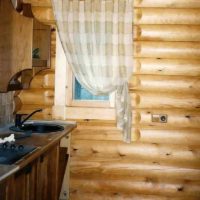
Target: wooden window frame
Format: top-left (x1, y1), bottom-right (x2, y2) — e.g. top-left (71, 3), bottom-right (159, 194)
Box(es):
top-left (66, 66), bottom-right (115, 108)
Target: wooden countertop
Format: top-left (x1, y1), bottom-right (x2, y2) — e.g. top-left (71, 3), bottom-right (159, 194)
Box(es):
top-left (0, 164), bottom-right (19, 182)
top-left (0, 121), bottom-right (76, 182)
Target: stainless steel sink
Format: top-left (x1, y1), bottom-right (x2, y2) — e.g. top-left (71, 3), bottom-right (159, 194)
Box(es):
top-left (9, 123), bottom-right (64, 133)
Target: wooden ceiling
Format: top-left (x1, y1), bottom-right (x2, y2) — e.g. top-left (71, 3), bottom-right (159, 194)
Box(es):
top-left (23, 0), bottom-right (55, 25)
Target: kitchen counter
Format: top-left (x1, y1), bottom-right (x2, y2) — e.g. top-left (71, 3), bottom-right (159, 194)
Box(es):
top-left (0, 120), bottom-right (76, 182)
top-left (0, 164), bottom-right (19, 182)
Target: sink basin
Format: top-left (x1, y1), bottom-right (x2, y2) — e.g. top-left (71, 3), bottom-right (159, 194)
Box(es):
top-left (9, 123), bottom-right (64, 133)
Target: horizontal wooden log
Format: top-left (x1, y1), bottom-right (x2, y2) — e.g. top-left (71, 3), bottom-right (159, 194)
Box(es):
top-left (23, 0), bottom-right (52, 7)
top-left (71, 156), bottom-right (200, 171)
top-left (134, 0), bottom-right (200, 8)
top-left (30, 73), bottom-right (55, 89)
top-left (134, 8), bottom-right (200, 25)
top-left (18, 89), bottom-right (54, 105)
top-left (16, 104), bottom-right (53, 120)
top-left (64, 107), bottom-right (115, 120)
top-left (70, 191), bottom-right (199, 200)
top-left (71, 140), bottom-right (200, 169)
top-left (70, 177), bottom-right (200, 198)
top-left (133, 109), bottom-right (200, 129)
top-left (129, 75), bottom-right (200, 94)
top-left (138, 129), bottom-right (200, 146)
top-left (19, 104), bottom-right (52, 110)
top-left (134, 25), bottom-right (200, 42)
top-left (33, 69), bottom-right (54, 75)
top-left (134, 41), bottom-right (200, 59)
top-left (50, 56), bottom-right (55, 69)
top-left (31, 7), bottom-right (55, 25)
top-left (71, 160), bottom-right (200, 185)
top-left (77, 119), bottom-right (115, 125)
top-left (133, 58), bottom-right (200, 76)
top-left (51, 30), bottom-right (56, 41)
top-left (71, 160), bottom-right (200, 181)
top-left (130, 92), bottom-right (200, 110)
top-left (71, 127), bottom-right (200, 146)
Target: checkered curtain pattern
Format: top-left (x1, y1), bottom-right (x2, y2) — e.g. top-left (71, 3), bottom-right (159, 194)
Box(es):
top-left (52, 0), bottom-right (133, 143)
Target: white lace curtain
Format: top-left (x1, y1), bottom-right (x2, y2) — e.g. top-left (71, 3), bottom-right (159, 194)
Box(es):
top-left (52, 0), bottom-right (133, 143)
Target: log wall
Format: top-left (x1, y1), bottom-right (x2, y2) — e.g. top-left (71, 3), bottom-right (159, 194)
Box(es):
top-left (14, 69), bottom-right (55, 119)
top-left (70, 1), bottom-right (200, 200)
top-left (15, 0), bottom-right (200, 199)
top-left (14, 29), bottom-right (56, 119)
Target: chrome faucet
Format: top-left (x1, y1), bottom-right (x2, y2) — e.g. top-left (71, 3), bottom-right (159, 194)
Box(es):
top-left (15, 109), bottom-right (43, 127)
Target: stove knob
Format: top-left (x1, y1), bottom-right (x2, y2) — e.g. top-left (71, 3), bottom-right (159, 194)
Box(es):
top-left (10, 144), bottom-right (16, 150)
top-left (18, 145), bottom-right (24, 151)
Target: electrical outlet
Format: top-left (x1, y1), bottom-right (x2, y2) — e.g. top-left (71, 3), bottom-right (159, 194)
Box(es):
top-left (152, 114), bottom-right (168, 123)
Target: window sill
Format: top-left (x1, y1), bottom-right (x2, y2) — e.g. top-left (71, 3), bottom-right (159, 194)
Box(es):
top-left (53, 105), bottom-right (115, 121)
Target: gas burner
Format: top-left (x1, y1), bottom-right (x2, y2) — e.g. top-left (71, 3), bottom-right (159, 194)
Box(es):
top-left (0, 143), bottom-right (36, 165)
top-left (1, 142), bottom-right (24, 151)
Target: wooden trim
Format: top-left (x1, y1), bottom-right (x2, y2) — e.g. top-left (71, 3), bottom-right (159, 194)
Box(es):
top-left (65, 107), bottom-right (115, 120)
top-left (53, 105), bottom-right (115, 121)
top-left (70, 100), bottom-right (110, 108)
top-left (66, 66), bottom-right (111, 108)
top-left (66, 66), bottom-right (73, 106)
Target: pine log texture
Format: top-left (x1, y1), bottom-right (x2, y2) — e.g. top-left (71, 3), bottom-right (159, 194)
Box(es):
top-left (14, 26), bottom-right (56, 120)
top-left (129, 75), bottom-right (200, 93)
top-left (23, 0), bottom-right (52, 7)
top-left (31, 7), bottom-right (55, 25)
top-left (70, 2), bottom-right (200, 200)
top-left (70, 191), bottom-right (199, 200)
top-left (134, 25), bottom-right (200, 42)
top-left (15, 1), bottom-right (200, 200)
top-left (21, 0), bottom-right (55, 25)
top-left (14, 69), bottom-right (55, 120)
top-left (72, 126), bottom-right (200, 146)
top-left (133, 58), bottom-right (200, 76)
top-left (130, 92), bottom-right (200, 109)
top-left (134, 41), bottom-right (200, 59)
top-left (134, 0), bottom-right (200, 8)
top-left (132, 109), bottom-right (200, 128)
top-left (134, 8), bottom-right (200, 25)
top-left (70, 121), bottom-right (200, 199)
top-left (70, 178), bottom-right (200, 198)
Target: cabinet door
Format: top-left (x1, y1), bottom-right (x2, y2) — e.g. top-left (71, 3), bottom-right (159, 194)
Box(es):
top-left (13, 161), bottom-right (37, 200)
top-left (36, 144), bottom-right (60, 200)
top-left (0, 161), bottom-right (37, 200)
top-left (0, 179), bottom-right (8, 200)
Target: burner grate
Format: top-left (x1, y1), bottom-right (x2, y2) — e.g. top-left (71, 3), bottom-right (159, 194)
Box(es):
top-left (0, 143), bottom-right (36, 165)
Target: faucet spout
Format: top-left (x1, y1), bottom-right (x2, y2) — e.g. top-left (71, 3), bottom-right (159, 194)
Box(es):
top-left (15, 109), bottom-right (43, 127)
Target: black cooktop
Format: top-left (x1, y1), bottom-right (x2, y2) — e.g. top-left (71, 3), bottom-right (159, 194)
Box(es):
top-left (0, 143), bottom-right (36, 165)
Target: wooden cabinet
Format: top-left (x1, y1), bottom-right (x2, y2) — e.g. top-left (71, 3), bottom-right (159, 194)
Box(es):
top-left (0, 140), bottom-right (69, 200)
top-left (0, 0), bottom-right (33, 92)
top-left (14, 161), bottom-right (37, 200)
top-left (36, 144), bottom-right (59, 200)
top-left (0, 162), bottom-right (37, 200)
top-left (0, 0), bottom-right (51, 92)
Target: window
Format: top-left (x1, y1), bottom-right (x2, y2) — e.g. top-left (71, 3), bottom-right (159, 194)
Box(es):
top-left (73, 78), bottom-right (109, 101)
top-left (54, 32), bottom-right (115, 120)
top-left (66, 67), bottom-right (115, 108)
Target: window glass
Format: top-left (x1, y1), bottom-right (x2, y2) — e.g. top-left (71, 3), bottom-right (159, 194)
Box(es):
top-left (73, 78), bottom-right (109, 100)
